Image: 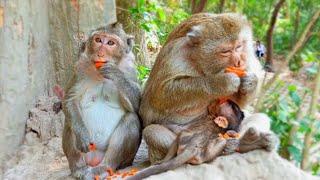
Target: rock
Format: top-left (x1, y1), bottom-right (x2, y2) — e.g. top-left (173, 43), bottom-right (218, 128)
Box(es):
top-left (146, 150), bottom-right (319, 180)
top-left (26, 96), bottom-right (65, 142)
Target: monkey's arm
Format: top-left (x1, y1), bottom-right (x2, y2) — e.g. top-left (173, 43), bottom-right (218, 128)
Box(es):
top-left (65, 100), bottom-right (91, 151)
top-left (99, 64), bottom-right (141, 113)
top-left (152, 73), bottom-right (240, 110)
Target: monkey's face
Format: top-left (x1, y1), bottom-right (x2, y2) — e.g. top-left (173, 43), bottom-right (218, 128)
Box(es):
top-left (89, 32), bottom-right (124, 65)
top-left (214, 39), bottom-right (247, 69)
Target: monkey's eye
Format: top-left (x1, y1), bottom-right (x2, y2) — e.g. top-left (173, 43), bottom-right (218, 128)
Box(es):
top-left (107, 40), bottom-right (115, 46)
top-left (95, 37), bottom-right (102, 43)
top-left (220, 50), bottom-right (232, 56)
top-left (235, 45), bottom-right (242, 51)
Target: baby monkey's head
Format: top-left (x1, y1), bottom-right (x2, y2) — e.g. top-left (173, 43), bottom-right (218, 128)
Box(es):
top-left (210, 100), bottom-right (245, 132)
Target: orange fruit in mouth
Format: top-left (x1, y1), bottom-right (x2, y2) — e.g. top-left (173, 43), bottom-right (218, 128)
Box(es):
top-left (94, 62), bottom-right (105, 69)
top-left (225, 67), bottom-right (246, 77)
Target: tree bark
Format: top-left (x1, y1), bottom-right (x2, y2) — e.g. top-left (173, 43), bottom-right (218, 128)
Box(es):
top-left (301, 63), bottom-right (320, 170)
top-left (116, 0), bottom-right (150, 67)
top-left (217, 0), bottom-right (225, 13)
top-left (291, 8), bottom-right (300, 48)
top-left (286, 10), bottom-right (320, 62)
top-left (0, 0), bottom-right (116, 164)
top-left (265, 0), bottom-right (286, 72)
top-left (191, 0), bottom-right (208, 14)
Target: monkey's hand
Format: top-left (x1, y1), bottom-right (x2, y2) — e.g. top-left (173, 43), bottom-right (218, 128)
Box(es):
top-left (99, 63), bottom-right (124, 81)
top-left (239, 73), bottom-right (258, 95)
top-left (99, 63), bottom-right (141, 113)
top-left (210, 72), bottom-right (240, 97)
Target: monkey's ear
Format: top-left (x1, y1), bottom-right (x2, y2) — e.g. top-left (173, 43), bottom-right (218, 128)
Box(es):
top-left (186, 26), bottom-right (202, 46)
top-left (126, 35), bottom-right (134, 53)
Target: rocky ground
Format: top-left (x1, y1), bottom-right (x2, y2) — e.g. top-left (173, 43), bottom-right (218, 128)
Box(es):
top-left (1, 78), bottom-right (319, 179)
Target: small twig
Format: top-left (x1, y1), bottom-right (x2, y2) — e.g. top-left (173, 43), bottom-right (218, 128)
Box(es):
top-left (116, 6), bottom-right (130, 12)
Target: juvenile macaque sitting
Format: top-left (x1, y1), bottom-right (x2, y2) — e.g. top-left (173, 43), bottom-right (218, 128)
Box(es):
top-left (127, 100), bottom-right (244, 180)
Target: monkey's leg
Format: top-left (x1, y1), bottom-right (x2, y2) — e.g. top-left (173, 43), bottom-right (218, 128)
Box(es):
top-left (193, 138), bottom-right (226, 164)
top-left (154, 138), bottom-right (179, 164)
top-left (238, 113), bottom-right (279, 152)
top-left (143, 124), bottom-right (177, 164)
top-left (103, 113), bottom-right (141, 169)
top-left (62, 125), bottom-right (95, 180)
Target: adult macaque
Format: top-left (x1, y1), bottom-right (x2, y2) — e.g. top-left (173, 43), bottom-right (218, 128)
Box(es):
top-left (128, 100), bottom-right (243, 180)
top-left (61, 23), bottom-right (141, 179)
top-left (140, 13), bottom-right (278, 164)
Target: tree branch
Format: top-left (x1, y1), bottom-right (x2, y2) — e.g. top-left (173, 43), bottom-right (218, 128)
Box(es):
top-left (265, 0), bottom-right (286, 71)
top-left (286, 10), bottom-right (320, 62)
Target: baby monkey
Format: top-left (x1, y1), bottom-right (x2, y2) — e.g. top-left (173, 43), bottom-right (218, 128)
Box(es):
top-left (127, 100), bottom-right (244, 180)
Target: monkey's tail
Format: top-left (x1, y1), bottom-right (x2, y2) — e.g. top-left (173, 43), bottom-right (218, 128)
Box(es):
top-left (127, 149), bottom-right (195, 180)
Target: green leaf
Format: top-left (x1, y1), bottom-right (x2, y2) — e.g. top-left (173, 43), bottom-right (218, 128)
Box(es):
top-left (287, 84), bottom-right (297, 92)
top-left (289, 91), bottom-right (301, 106)
top-left (298, 120), bottom-right (311, 133)
top-left (288, 145), bottom-right (301, 162)
top-left (157, 8), bottom-right (166, 22)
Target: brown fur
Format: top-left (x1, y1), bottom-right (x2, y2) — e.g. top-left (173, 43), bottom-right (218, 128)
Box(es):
top-left (62, 23), bottom-right (141, 180)
top-left (128, 101), bottom-right (243, 180)
top-left (140, 13), bottom-right (274, 166)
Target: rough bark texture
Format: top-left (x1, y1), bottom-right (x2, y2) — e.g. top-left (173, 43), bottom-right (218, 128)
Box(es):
top-left (0, 0), bottom-right (116, 164)
top-left (301, 64), bottom-right (320, 170)
top-left (116, 0), bottom-right (151, 67)
top-left (265, 0), bottom-right (285, 71)
top-left (191, 0), bottom-right (208, 14)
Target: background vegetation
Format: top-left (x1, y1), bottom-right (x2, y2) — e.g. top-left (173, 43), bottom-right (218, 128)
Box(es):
top-left (116, 0), bottom-right (320, 175)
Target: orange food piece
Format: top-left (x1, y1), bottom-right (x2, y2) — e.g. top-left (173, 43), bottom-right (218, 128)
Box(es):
top-left (219, 132), bottom-right (240, 139)
top-left (225, 67), bottom-right (246, 77)
top-left (130, 168), bottom-right (139, 173)
top-left (95, 62), bottom-right (105, 69)
top-left (106, 176), bottom-right (112, 180)
top-left (89, 143), bottom-right (96, 151)
top-left (214, 116), bottom-right (229, 128)
top-left (218, 97), bottom-right (229, 105)
top-left (122, 172), bottom-right (129, 178)
top-left (94, 175), bottom-right (100, 180)
top-left (106, 168), bottom-right (114, 176)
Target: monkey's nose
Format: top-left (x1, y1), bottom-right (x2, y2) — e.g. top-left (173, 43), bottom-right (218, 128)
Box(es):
top-left (98, 51), bottom-right (105, 57)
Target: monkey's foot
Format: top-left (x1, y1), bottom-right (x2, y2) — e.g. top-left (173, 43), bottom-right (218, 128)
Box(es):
top-left (73, 167), bottom-right (95, 180)
top-left (238, 127), bottom-right (278, 153)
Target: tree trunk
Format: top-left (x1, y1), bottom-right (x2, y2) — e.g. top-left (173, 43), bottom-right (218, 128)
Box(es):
top-left (265, 0), bottom-right (285, 72)
top-left (0, 0), bottom-right (116, 164)
top-left (217, 0), bottom-right (225, 13)
top-left (286, 10), bottom-right (320, 62)
top-left (191, 0), bottom-right (208, 14)
top-left (301, 64), bottom-right (320, 170)
top-left (116, 0), bottom-right (150, 67)
top-left (291, 8), bottom-right (300, 48)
